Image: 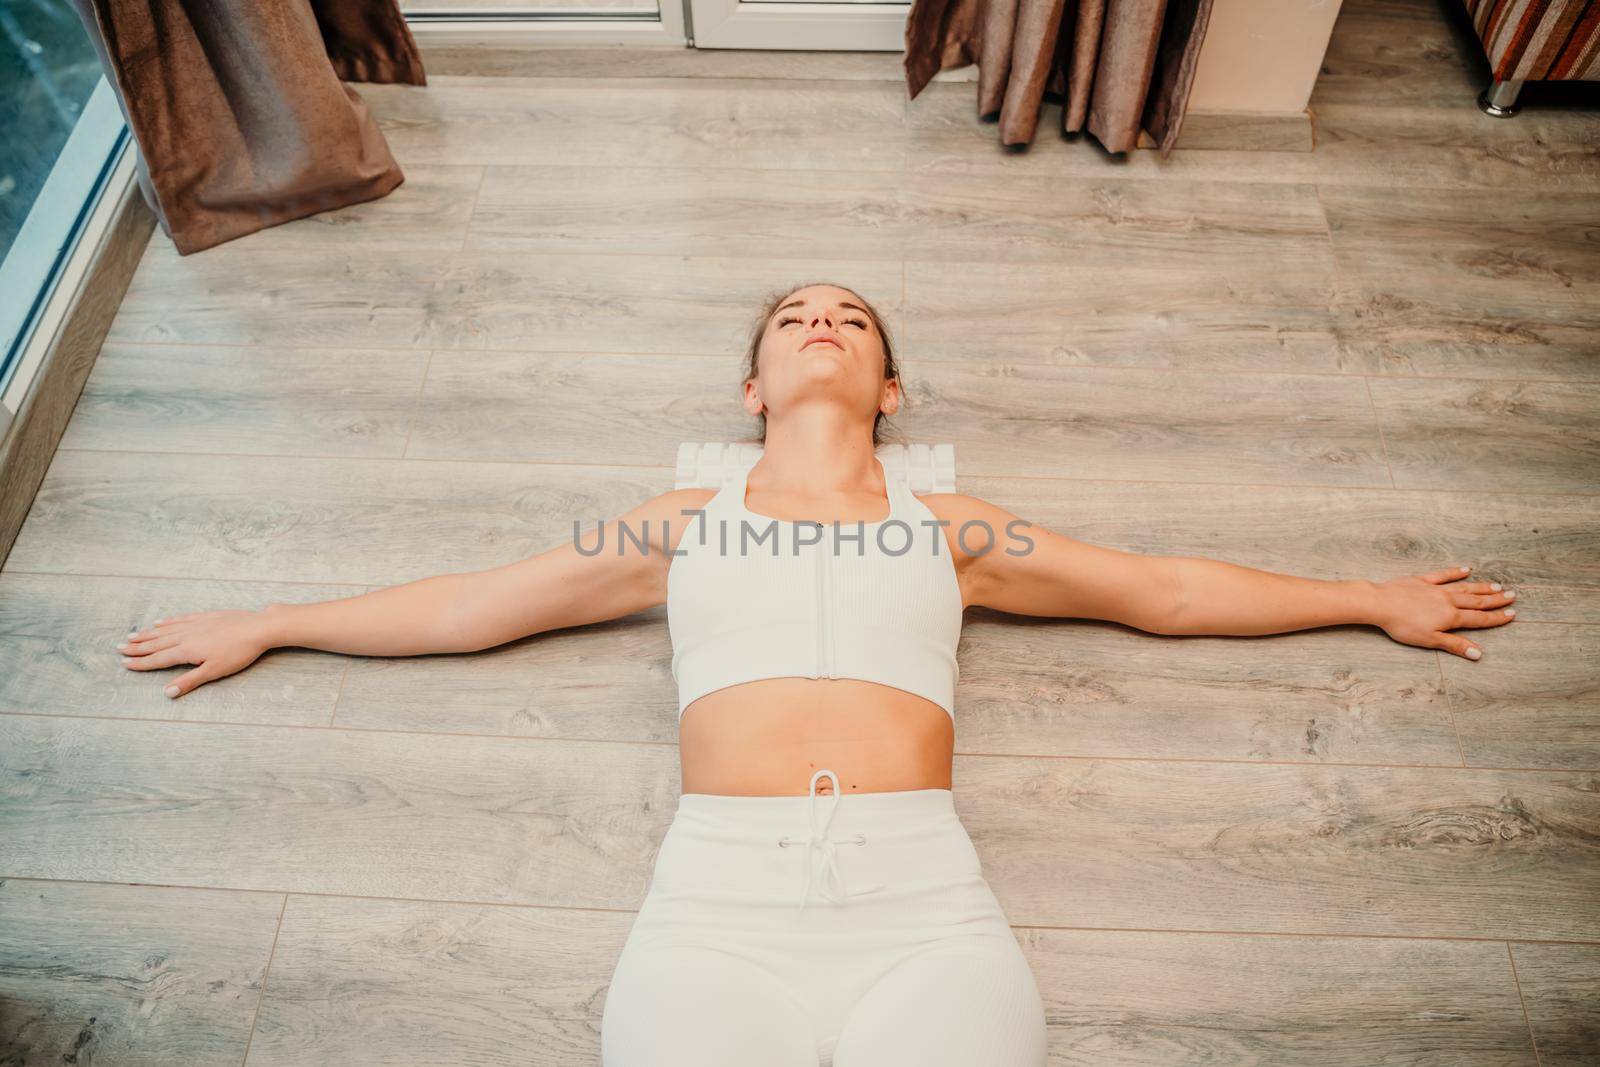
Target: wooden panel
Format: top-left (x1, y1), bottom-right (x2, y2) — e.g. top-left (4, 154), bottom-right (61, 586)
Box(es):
top-left (1025, 928), bottom-right (1538, 1066)
top-left (1302, 104), bottom-right (1600, 192)
top-left (3, 716), bottom-right (1596, 941)
top-left (334, 599), bottom-right (679, 744)
top-left (0, 716), bottom-right (680, 908)
top-left (242, 895), bottom-right (1543, 1067)
top-left (1319, 185), bottom-right (1600, 290)
top-left (364, 79), bottom-right (909, 171)
top-left (900, 361), bottom-right (1388, 487)
top-left (103, 248), bottom-right (903, 354)
top-left (3, 452), bottom-right (669, 586)
top-left (1335, 340), bottom-right (1600, 387)
top-left (245, 893), bottom-right (633, 1067)
top-left (1508, 941), bottom-right (1600, 1066)
top-left (900, 257), bottom-right (1341, 372)
top-left (0, 879), bottom-right (282, 1066)
top-left (0, 573), bottom-right (354, 726)
top-left (406, 352), bottom-right (1390, 487)
top-left (1442, 622), bottom-right (1600, 770)
top-left (955, 619), bottom-right (1462, 767)
top-left (468, 164), bottom-right (1333, 272)
top-left (467, 165), bottom-right (909, 260)
top-left (955, 757), bottom-right (1600, 940)
top-left (1368, 377), bottom-right (1600, 494)
top-left (1311, 0), bottom-right (1492, 109)
top-left (1322, 184), bottom-right (1600, 381)
top-left (406, 351), bottom-right (747, 464)
top-left (60, 343), bottom-right (431, 459)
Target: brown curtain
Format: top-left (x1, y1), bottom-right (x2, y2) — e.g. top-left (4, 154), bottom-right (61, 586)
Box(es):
top-left (68, 0), bottom-right (426, 255)
top-left (904, 0), bottom-right (1215, 158)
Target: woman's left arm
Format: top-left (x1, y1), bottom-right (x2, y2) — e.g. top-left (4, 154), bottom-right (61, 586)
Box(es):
top-left (1162, 557), bottom-right (1516, 661)
top-left (943, 494), bottom-right (1517, 663)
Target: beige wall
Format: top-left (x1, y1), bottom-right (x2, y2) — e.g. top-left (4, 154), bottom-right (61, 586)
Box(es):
top-left (1186, 0), bottom-right (1346, 113)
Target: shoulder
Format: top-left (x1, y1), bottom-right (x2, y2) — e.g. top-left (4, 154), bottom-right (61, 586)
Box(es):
top-left (637, 485), bottom-right (720, 517)
top-left (602, 486), bottom-right (723, 561)
top-left (906, 492), bottom-right (1043, 602)
top-left (914, 491), bottom-right (996, 525)
top-left (910, 491), bottom-right (1039, 543)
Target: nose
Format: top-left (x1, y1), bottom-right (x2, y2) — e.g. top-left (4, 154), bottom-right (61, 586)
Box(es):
top-left (810, 309), bottom-right (834, 328)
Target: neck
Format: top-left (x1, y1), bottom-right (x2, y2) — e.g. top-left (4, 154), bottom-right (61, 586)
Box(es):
top-left (754, 410), bottom-right (880, 496)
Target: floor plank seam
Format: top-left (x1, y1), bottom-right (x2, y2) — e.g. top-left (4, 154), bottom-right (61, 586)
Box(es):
top-left (0, 569), bottom-right (375, 591)
top-left (87, 339), bottom-right (1600, 387)
top-left (1006, 924), bottom-right (1600, 945)
top-left (1363, 375), bottom-right (1399, 490)
top-left (327, 661), bottom-right (353, 729)
top-left (40, 449), bottom-right (1600, 498)
top-left (459, 166), bottom-right (488, 253)
top-left (398, 348), bottom-right (436, 461)
top-left (3, 709), bottom-right (1594, 773)
top-left (1504, 941), bottom-right (1545, 1067)
top-left (5, 873), bottom-right (1598, 948)
top-left (239, 893), bottom-right (288, 1067)
top-left (1434, 649), bottom-right (1469, 768)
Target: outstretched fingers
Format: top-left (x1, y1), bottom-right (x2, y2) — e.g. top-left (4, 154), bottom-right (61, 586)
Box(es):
top-left (1453, 608), bottom-right (1516, 629)
top-left (1459, 580), bottom-right (1505, 595)
top-left (163, 665), bottom-right (215, 699)
top-left (122, 646), bottom-right (195, 671)
top-left (1420, 564), bottom-right (1475, 584)
top-left (1435, 605), bottom-right (1518, 661)
top-left (1451, 588), bottom-right (1516, 609)
top-left (1435, 631), bottom-right (1484, 661)
top-left (122, 633), bottom-right (179, 657)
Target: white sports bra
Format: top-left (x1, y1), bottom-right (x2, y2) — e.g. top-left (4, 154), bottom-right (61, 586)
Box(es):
top-left (666, 455), bottom-right (964, 721)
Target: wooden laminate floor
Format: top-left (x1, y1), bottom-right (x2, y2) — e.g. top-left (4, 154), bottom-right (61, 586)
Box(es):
top-left (3, 0), bottom-right (1598, 1062)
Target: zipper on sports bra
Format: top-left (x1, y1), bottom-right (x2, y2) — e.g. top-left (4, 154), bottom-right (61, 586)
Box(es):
top-left (816, 526), bottom-right (834, 679)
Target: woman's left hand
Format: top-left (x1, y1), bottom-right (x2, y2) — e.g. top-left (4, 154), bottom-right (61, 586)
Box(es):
top-left (1369, 565), bottom-right (1517, 661)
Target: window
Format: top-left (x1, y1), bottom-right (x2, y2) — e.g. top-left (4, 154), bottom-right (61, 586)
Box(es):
top-left (1, 0), bottom-right (129, 428)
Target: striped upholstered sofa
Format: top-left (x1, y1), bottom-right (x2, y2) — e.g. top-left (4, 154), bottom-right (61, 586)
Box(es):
top-left (1461, 0), bottom-right (1600, 116)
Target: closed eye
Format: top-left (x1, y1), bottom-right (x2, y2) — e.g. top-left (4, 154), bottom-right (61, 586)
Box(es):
top-left (778, 315), bottom-right (868, 328)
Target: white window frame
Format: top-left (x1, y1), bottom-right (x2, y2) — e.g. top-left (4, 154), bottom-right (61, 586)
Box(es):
top-left (402, 5), bottom-right (687, 46)
top-left (0, 77), bottom-right (133, 442)
top-left (400, 0), bottom-right (918, 51)
top-left (686, 0), bottom-right (909, 51)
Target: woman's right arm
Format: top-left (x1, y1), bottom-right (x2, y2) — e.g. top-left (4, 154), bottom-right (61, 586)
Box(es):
top-left (267, 487), bottom-right (712, 654)
top-left (426, 486), bottom-right (712, 654)
top-left (122, 487), bottom-right (712, 695)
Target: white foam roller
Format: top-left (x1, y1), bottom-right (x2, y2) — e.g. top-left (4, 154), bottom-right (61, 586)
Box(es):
top-left (675, 442), bottom-right (957, 494)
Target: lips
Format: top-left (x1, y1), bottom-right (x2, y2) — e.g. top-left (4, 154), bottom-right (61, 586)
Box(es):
top-left (803, 336), bottom-right (842, 350)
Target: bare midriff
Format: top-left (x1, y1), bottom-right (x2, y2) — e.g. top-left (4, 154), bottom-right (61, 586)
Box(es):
top-left (678, 677), bottom-right (955, 797)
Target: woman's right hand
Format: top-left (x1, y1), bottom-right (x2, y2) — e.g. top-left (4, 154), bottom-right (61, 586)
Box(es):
top-left (116, 609), bottom-right (274, 698)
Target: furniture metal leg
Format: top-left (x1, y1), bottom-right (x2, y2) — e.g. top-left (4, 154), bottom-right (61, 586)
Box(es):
top-left (1477, 76), bottom-right (1524, 117)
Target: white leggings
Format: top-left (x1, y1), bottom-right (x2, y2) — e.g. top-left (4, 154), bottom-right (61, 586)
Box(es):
top-left (601, 770), bottom-right (1048, 1066)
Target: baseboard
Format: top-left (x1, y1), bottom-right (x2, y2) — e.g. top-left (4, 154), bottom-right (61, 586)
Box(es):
top-left (1139, 107), bottom-right (1315, 152)
top-left (0, 152), bottom-right (155, 570)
